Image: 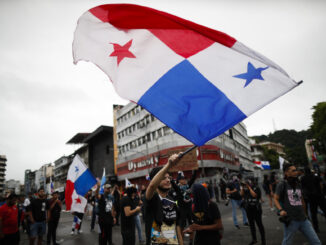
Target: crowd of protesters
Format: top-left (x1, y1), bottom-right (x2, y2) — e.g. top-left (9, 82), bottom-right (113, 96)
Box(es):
top-left (0, 188), bottom-right (62, 245)
top-left (1, 154), bottom-right (326, 245)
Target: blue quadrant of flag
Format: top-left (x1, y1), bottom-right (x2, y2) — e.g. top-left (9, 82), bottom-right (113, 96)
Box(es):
top-left (138, 60), bottom-right (246, 146)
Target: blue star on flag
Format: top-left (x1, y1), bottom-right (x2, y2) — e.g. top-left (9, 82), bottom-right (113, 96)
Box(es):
top-left (233, 62), bottom-right (269, 87)
top-left (75, 166), bottom-right (79, 172)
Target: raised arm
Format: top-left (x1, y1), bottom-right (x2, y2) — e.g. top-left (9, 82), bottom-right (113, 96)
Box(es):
top-left (146, 154), bottom-right (181, 200)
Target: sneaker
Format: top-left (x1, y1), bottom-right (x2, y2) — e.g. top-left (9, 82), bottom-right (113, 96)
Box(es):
top-left (235, 225), bottom-right (240, 229)
top-left (70, 231), bottom-right (75, 235)
top-left (77, 230), bottom-right (83, 234)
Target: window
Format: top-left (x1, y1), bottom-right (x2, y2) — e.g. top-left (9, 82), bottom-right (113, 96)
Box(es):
top-left (146, 133), bottom-right (151, 142)
top-left (163, 126), bottom-right (171, 135)
top-left (158, 129), bottom-right (162, 137)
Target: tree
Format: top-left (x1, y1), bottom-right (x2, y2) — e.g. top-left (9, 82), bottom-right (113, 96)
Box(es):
top-left (310, 102), bottom-right (326, 154)
top-left (261, 147), bottom-right (279, 169)
top-left (252, 129), bottom-right (312, 166)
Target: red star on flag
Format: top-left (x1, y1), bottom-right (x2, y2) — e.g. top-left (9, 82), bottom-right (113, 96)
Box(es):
top-left (110, 39), bottom-right (136, 65)
top-left (75, 198), bottom-right (82, 204)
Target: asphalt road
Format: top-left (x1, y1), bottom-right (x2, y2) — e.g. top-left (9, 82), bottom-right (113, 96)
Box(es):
top-left (19, 197), bottom-right (326, 245)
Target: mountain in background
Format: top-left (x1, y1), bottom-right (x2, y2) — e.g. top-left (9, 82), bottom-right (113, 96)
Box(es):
top-left (251, 129), bottom-right (313, 166)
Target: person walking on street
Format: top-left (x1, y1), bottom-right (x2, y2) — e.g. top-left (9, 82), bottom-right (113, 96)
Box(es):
top-left (112, 185), bottom-right (121, 226)
top-left (183, 183), bottom-right (223, 245)
top-left (145, 154), bottom-right (184, 245)
top-left (0, 193), bottom-right (19, 245)
top-left (133, 190), bottom-right (145, 244)
top-left (214, 180), bottom-right (220, 203)
top-left (274, 163), bottom-right (321, 245)
top-left (24, 192), bottom-right (34, 236)
top-left (26, 188), bottom-right (49, 245)
top-left (301, 167), bottom-right (326, 233)
top-left (120, 186), bottom-right (141, 245)
top-left (90, 192), bottom-right (97, 232)
top-left (263, 175), bottom-right (274, 211)
top-left (240, 177), bottom-right (266, 245)
top-left (270, 172), bottom-right (278, 197)
top-left (98, 184), bottom-right (116, 245)
top-left (226, 173), bottom-right (248, 229)
top-left (47, 191), bottom-right (62, 245)
top-left (219, 174), bottom-right (228, 201)
top-left (71, 212), bottom-right (84, 235)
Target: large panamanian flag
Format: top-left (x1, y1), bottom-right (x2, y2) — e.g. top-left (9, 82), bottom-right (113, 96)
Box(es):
top-left (65, 155), bottom-right (97, 213)
top-left (73, 4), bottom-right (300, 146)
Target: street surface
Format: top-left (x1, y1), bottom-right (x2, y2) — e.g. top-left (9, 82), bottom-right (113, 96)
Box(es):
top-left (20, 196), bottom-right (326, 245)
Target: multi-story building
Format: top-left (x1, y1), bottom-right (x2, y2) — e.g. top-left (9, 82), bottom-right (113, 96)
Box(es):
top-left (250, 139), bottom-right (264, 162)
top-left (259, 141), bottom-right (285, 156)
top-left (115, 103), bottom-right (254, 186)
top-left (53, 155), bottom-right (73, 194)
top-left (4, 179), bottom-right (21, 195)
top-left (34, 163), bottom-right (52, 192)
top-left (24, 170), bottom-right (36, 194)
top-left (67, 126), bottom-right (115, 180)
top-left (0, 155), bottom-right (7, 194)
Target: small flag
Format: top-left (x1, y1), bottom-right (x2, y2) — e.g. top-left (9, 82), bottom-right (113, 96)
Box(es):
top-left (125, 178), bottom-right (133, 188)
top-left (99, 168), bottom-right (106, 195)
top-left (261, 161), bottom-right (271, 170)
top-left (145, 174), bottom-right (150, 181)
top-left (279, 156), bottom-right (285, 170)
top-left (254, 161), bottom-right (263, 170)
top-left (65, 155), bottom-right (97, 213)
top-left (50, 177), bottom-right (54, 194)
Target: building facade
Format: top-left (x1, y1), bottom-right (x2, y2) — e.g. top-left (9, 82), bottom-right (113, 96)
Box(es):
top-left (53, 155), bottom-right (73, 193)
top-left (0, 155), bottom-right (7, 194)
top-left (115, 103), bottom-right (253, 186)
top-left (24, 169), bottom-right (36, 195)
top-left (84, 126), bottom-right (115, 179)
top-left (4, 179), bottom-right (21, 195)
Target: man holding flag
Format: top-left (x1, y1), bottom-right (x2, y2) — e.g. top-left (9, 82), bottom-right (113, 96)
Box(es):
top-left (65, 155), bottom-right (97, 235)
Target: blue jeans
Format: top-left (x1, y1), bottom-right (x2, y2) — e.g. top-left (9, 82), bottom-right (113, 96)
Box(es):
top-left (231, 199), bottom-right (248, 226)
top-left (134, 214), bottom-right (143, 242)
top-left (30, 221), bottom-right (46, 238)
top-left (282, 219), bottom-right (321, 245)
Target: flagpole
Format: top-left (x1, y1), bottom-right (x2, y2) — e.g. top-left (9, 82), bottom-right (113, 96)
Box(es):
top-left (177, 145), bottom-right (197, 160)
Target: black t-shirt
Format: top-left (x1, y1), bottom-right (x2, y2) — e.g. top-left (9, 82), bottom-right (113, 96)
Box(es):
top-left (98, 194), bottom-right (114, 224)
top-left (145, 192), bottom-right (180, 245)
top-left (47, 199), bottom-right (61, 221)
top-left (263, 180), bottom-right (271, 194)
top-left (243, 186), bottom-right (261, 209)
top-left (192, 201), bottom-right (221, 245)
top-left (301, 174), bottom-right (322, 197)
top-left (226, 182), bottom-right (241, 200)
top-left (276, 181), bottom-right (306, 221)
top-left (120, 196), bottom-right (135, 232)
top-left (27, 198), bottom-right (48, 222)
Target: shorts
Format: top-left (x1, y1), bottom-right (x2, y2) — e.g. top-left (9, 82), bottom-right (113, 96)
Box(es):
top-left (30, 221), bottom-right (46, 237)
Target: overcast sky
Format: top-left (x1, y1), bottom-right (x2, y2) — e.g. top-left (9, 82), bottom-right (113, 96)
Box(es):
top-left (1, 0), bottom-right (325, 182)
